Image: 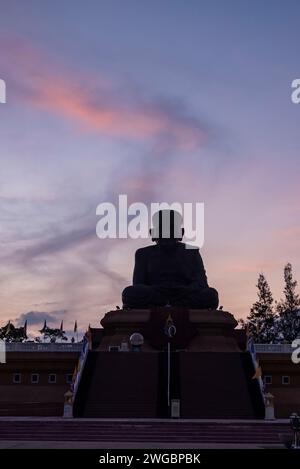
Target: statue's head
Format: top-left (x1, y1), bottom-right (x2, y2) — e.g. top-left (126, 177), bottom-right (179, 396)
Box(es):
top-left (150, 210), bottom-right (184, 245)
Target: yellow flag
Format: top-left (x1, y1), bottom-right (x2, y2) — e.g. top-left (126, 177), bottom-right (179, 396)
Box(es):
top-left (252, 360), bottom-right (262, 379)
top-left (72, 365), bottom-right (78, 381)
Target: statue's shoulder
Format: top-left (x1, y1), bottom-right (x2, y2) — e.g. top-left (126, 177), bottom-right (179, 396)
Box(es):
top-left (180, 242), bottom-right (200, 253)
top-left (135, 245), bottom-right (156, 258)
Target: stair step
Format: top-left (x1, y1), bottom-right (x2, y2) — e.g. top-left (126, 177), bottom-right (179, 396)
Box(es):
top-left (0, 420), bottom-right (290, 444)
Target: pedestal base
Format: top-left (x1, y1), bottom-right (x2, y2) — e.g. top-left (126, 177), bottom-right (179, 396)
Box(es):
top-left (99, 307), bottom-right (239, 352)
top-left (73, 308), bottom-right (264, 419)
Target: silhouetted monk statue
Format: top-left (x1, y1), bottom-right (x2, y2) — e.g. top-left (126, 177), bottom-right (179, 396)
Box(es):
top-left (122, 210), bottom-right (219, 309)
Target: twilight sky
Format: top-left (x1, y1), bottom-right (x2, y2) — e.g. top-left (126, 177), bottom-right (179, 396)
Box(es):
top-left (0, 0), bottom-right (300, 335)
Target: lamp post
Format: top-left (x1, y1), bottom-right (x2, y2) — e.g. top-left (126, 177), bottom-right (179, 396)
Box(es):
top-left (164, 315), bottom-right (176, 414)
top-left (290, 413), bottom-right (300, 449)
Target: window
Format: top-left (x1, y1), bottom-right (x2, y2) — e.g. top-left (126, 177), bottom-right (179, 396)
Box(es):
top-left (282, 375), bottom-right (290, 385)
top-left (66, 374), bottom-right (73, 384)
top-left (48, 373), bottom-right (57, 384)
top-left (13, 373), bottom-right (21, 384)
top-left (31, 373), bottom-right (39, 384)
top-left (264, 375), bottom-right (272, 385)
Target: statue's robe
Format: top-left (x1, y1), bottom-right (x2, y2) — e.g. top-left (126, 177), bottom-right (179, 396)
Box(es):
top-left (122, 243), bottom-right (219, 309)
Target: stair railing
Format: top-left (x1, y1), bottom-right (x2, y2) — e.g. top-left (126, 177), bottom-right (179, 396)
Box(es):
top-left (71, 338), bottom-right (90, 402)
top-left (247, 338), bottom-right (265, 399)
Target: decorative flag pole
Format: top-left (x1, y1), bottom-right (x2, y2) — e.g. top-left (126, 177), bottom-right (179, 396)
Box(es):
top-left (41, 320), bottom-right (47, 342)
top-left (74, 320), bottom-right (78, 343)
top-left (60, 320), bottom-right (64, 343)
top-left (24, 320), bottom-right (27, 340)
top-left (167, 341), bottom-right (171, 410)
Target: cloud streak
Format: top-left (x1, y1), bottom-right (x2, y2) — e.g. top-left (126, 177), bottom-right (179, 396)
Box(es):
top-left (1, 38), bottom-right (208, 150)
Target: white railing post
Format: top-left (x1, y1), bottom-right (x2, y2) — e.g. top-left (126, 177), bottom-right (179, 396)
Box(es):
top-left (264, 392), bottom-right (275, 420)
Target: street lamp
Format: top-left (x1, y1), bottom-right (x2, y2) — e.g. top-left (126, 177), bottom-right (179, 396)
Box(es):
top-left (290, 413), bottom-right (300, 449)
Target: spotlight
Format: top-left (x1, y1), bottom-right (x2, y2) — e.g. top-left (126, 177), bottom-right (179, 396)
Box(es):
top-left (129, 333), bottom-right (144, 352)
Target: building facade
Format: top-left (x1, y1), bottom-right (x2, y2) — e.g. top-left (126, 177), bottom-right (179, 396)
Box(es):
top-left (256, 344), bottom-right (300, 418)
top-left (0, 343), bottom-right (81, 416)
top-left (0, 339), bottom-right (299, 418)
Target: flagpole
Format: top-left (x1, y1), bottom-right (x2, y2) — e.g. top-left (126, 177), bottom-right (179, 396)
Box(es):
top-left (164, 314), bottom-right (176, 417)
top-left (167, 341), bottom-right (171, 412)
top-left (74, 321), bottom-right (78, 343)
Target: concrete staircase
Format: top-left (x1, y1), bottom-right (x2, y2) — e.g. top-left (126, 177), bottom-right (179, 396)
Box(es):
top-left (73, 351), bottom-right (159, 418)
top-left (180, 352), bottom-right (265, 419)
top-left (73, 351), bottom-right (264, 419)
top-left (0, 419), bottom-right (290, 445)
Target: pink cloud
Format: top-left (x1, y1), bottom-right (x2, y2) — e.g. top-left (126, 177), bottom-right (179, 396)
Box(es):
top-left (220, 260), bottom-right (280, 274)
top-left (1, 38), bottom-right (207, 149)
top-left (28, 81), bottom-right (204, 147)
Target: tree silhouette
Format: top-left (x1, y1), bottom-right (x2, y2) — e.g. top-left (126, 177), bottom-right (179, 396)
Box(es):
top-left (38, 326), bottom-right (68, 343)
top-left (0, 321), bottom-right (27, 342)
top-left (276, 263), bottom-right (300, 342)
top-left (242, 273), bottom-right (277, 343)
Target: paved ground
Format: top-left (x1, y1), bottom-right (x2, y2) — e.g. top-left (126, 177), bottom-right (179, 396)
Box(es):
top-left (0, 440), bottom-right (278, 449)
top-left (0, 417), bottom-right (290, 423)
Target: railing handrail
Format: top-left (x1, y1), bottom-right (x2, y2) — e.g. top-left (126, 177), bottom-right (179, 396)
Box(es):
top-left (5, 342), bottom-right (83, 352)
top-left (247, 339), bottom-right (265, 404)
top-left (254, 343), bottom-right (294, 353)
top-left (72, 340), bottom-right (89, 399)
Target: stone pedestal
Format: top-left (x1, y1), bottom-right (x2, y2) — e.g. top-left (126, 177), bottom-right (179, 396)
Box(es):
top-left (63, 390), bottom-right (73, 418)
top-left (99, 309), bottom-right (151, 351)
top-left (264, 393), bottom-right (275, 420)
top-left (74, 307), bottom-right (265, 419)
top-left (99, 307), bottom-right (239, 352)
top-left (188, 309), bottom-right (239, 352)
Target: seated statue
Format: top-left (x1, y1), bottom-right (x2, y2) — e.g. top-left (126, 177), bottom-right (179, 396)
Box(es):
top-left (122, 210), bottom-right (219, 309)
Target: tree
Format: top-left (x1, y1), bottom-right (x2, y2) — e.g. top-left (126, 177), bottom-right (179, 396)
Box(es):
top-left (0, 321), bottom-right (27, 342)
top-left (243, 273), bottom-right (277, 343)
top-left (276, 263), bottom-right (300, 342)
top-left (38, 325), bottom-right (68, 343)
